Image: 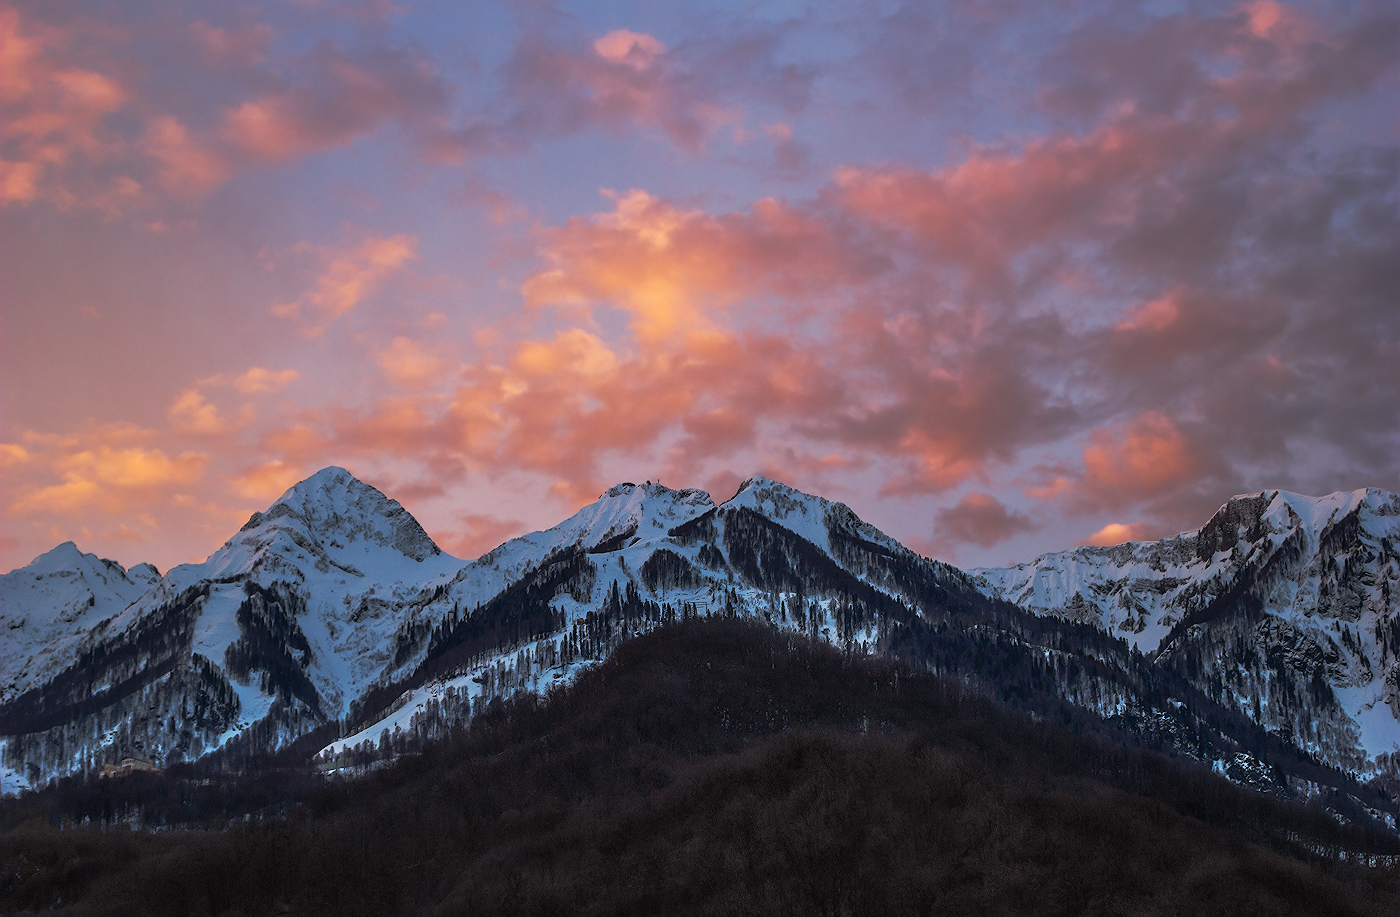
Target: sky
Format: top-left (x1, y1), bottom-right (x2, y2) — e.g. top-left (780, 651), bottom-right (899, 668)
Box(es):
top-left (2, 0), bottom-right (1398, 575)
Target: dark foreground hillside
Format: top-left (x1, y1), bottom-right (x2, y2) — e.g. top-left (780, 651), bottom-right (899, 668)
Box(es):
top-left (5, 619), bottom-right (1400, 916)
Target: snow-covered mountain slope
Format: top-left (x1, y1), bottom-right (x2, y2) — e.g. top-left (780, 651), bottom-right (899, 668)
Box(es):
top-left (317, 474), bottom-right (1005, 766)
top-left (0, 542), bottom-right (160, 704)
top-left (721, 476), bottom-right (910, 560)
top-left (151, 466), bottom-right (464, 716)
top-left (322, 473), bottom-right (1354, 818)
top-left (975, 488), bottom-right (1400, 775)
top-left (7, 470), bottom-right (1398, 824)
top-left (0, 468), bottom-right (468, 789)
top-left (452, 481), bottom-right (716, 602)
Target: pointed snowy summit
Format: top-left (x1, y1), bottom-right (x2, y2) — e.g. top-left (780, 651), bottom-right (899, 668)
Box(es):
top-left (476, 480), bottom-right (715, 571)
top-left (721, 476), bottom-right (904, 558)
top-left (185, 466), bottom-right (452, 585)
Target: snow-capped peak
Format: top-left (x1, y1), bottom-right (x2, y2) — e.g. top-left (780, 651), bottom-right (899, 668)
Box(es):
top-left (0, 542), bottom-right (159, 703)
top-left (1189, 488), bottom-right (1396, 564)
top-left (722, 477), bottom-right (903, 557)
top-left (976, 487), bottom-right (1400, 653)
top-left (1260, 487), bottom-right (1391, 536)
top-left (259, 466), bottom-right (443, 561)
top-left (23, 541), bottom-right (91, 576)
top-left (183, 467), bottom-right (449, 585)
top-left (6, 541), bottom-right (157, 594)
top-left (478, 481), bottom-right (715, 569)
top-left (724, 476), bottom-right (824, 516)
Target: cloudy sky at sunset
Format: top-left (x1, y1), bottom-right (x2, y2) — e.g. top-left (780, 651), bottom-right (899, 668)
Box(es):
top-left (3, 0), bottom-right (1398, 575)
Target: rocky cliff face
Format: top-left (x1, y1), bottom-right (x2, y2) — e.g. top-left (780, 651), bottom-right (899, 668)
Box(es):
top-left (976, 489), bottom-right (1400, 777)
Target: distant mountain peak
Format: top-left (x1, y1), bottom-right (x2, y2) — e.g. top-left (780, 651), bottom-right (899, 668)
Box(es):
top-left (26, 540), bottom-right (87, 573)
top-left (599, 480), bottom-right (712, 504)
top-left (213, 467), bottom-right (445, 576)
top-left (566, 479), bottom-right (714, 544)
top-left (729, 475), bottom-right (795, 497)
top-left (275, 465), bottom-right (377, 509)
top-left (0, 541), bottom-right (159, 705)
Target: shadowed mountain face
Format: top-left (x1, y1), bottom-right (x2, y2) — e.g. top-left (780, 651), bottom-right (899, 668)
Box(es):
top-left (4, 471), bottom-right (1400, 829)
top-left (6, 619), bottom-right (1400, 917)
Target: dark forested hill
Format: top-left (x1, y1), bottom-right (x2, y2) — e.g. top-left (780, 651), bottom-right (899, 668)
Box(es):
top-left (5, 619), bottom-right (1400, 917)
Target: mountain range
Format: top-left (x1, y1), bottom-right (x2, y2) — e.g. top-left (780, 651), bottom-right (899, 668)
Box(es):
top-left (4, 468), bottom-right (1399, 827)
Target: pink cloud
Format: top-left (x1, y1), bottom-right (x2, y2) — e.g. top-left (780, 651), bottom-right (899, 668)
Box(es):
top-left (934, 492), bottom-right (1037, 548)
top-left (500, 23), bottom-right (812, 154)
top-left (377, 337), bottom-right (451, 388)
top-left (593, 29), bottom-right (666, 69)
top-left (273, 233), bottom-right (419, 335)
top-left (220, 43), bottom-right (450, 162)
top-left (0, 7), bottom-right (130, 208)
top-left (143, 115), bottom-right (228, 195)
top-left (168, 390), bottom-right (234, 437)
top-left (0, 6), bottom-right (461, 214)
top-left (227, 367), bottom-right (300, 395)
top-left (187, 21), bottom-right (273, 68)
top-left (523, 189), bottom-right (883, 342)
top-left (4, 0), bottom-right (1398, 576)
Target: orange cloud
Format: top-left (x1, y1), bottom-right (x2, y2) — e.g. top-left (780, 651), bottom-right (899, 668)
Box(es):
top-left (833, 120), bottom-right (1176, 295)
top-left (8, 431), bottom-right (207, 516)
top-left (232, 460), bottom-right (304, 501)
top-left (251, 186), bottom-right (1059, 504)
top-left (273, 233), bottom-right (419, 335)
top-left (0, 8), bottom-right (255, 210)
top-left (228, 367), bottom-right (299, 395)
top-left (169, 390), bottom-right (232, 436)
top-left (1242, 1), bottom-right (1324, 51)
top-left (1115, 293), bottom-right (1180, 334)
top-left (219, 42), bottom-right (450, 162)
top-left (1, 6), bottom-right (457, 213)
top-left (523, 189), bottom-right (878, 343)
top-left (1080, 521), bottom-right (1155, 547)
top-left (503, 27), bottom-right (762, 153)
top-left (1082, 412), bottom-right (1198, 501)
top-left (377, 337), bottom-right (450, 388)
top-left (144, 115), bottom-right (228, 195)
top-left (0, 159), bottom-right (39, 202)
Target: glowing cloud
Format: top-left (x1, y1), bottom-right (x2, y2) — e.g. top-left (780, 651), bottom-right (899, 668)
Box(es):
top-left (233, 460), bottom-right (304, 502)
top-left (377, 337), bottom-right (450, 388)
top-left (273, 234), bottom-right (419, 335)
top-left (9, 435), bottom-right (207, 516)
top-left (229, 367), bottom-right (299, 395)
top-left (3, 0), bottom-right (1398, 575)
top-left (523, 189), bottom-right (876, 343)
top-left (1080, 522), bottom-right (1154, 547)
top-left (593, 30), bottom-right (666, 69)
top-left (0, 7), bottom-right (129, 208)
top-left (1081, 413), bottom-right (1199, 505)
top-left (144, 115), bottom-right (228, 196)
top-left (168, 390), bottom-right (232, 437)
